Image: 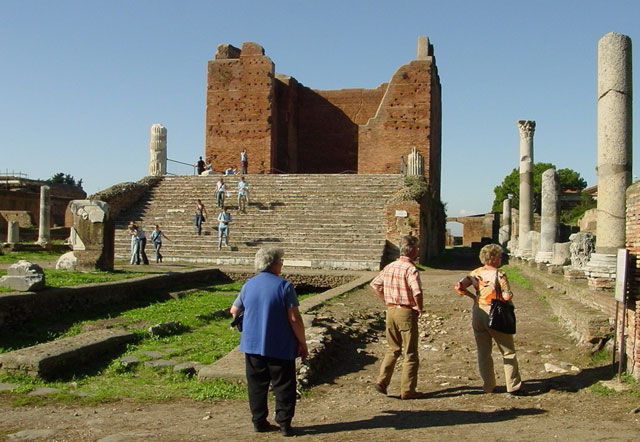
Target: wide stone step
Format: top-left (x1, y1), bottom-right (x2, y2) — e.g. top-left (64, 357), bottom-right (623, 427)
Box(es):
top-left (113, 174), bottom-right (405, 270)
top-left (0, 329), bottom-right (137, 380)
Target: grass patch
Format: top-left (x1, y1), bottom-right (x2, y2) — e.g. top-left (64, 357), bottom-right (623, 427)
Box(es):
top-left (549, 315), bottom-right (558, 322)
top-left (502, 266), bottom-right (533, 290)
top-left (590, 348), bottom-right (611, 364)
top-left (590, 382), bottom-right (615, 396)
top-left (0, 268), bottom-right (148, 293)
top-left (45, 269), bottom-right (147, 287)
top-left (0, 282), bottom-right (248, 403)
top-left (0, 249), bottom-right (66, 264)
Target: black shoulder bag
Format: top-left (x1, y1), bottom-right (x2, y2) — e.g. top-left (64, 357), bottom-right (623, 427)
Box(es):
top-left (488, 270), bottom-right (516, 334)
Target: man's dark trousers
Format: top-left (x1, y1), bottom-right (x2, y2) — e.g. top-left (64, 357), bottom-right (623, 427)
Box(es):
top-left (245, 353), bottom-right (296, 427)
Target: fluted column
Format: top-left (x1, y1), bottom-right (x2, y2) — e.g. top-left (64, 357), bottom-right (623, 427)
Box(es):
top-left (148, 124), bottom-right (167, 176)
top-left (517, 120), bottom-right (535, 258)
top-left (536, 168), bottom-right (558, 263)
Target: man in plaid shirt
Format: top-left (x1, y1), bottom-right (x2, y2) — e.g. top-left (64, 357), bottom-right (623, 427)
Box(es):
top-left (370, 235), bottom-right (423, 399)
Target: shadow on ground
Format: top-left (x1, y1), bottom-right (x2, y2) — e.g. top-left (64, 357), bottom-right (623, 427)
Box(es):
top-left (299, 407), bottom-right (546, 435)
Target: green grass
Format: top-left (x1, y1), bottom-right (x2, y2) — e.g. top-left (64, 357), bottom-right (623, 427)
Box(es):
top-left (590, 382), bottom-right (615, 396)
top-left (0, 268), bottom-right (147, 293)
top-left (45, 269), bottom-right (148, 287)
top-left (0, 248), bottom-right (66, 264)
top-left (0, 282), bottom-right (248, 404)
top-left (502, 266), bottom-right (533, 290)
top-left (590, 348), bottom-right (611, 364)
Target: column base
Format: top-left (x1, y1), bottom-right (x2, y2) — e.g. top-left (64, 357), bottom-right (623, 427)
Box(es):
top-left (535, 251), bottom-right (553, 263)
top-left (585, 253), bottom-right (617, 290)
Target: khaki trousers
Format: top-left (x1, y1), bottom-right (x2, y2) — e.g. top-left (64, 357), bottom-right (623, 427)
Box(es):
top-left (377, 307), bottom-right (419, 395)
top-left (472, 304), bottom-right (522, 393)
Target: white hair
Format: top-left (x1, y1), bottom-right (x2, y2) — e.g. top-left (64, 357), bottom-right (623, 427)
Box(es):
top-left (254, 247), bottom-right (284, 273)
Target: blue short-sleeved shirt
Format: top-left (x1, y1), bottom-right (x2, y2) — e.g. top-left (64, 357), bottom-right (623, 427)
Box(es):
top-left (232, 271), bottom-right (299, 360)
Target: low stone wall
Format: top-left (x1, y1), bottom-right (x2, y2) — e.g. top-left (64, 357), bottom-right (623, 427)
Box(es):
top-left (222, 270), bottom-right (356, 291)
top-left (0, 269), bottom-right (229, 331)
top-left (517, 264), bottom-right (612, 350)
top-left (0, 329), bottom-right (136, 380)
top-left (0, 269), bottom-right (358, 332)
top-left (88, 176), bottom-right (162, 220)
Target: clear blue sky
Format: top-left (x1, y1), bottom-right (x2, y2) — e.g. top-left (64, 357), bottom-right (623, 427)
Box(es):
top-left (1, 0), bottom-right (638, 234)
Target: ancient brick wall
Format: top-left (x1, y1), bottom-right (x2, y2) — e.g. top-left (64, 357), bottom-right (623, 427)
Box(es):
top-left (204, 39), bottom-right (441, 184)
top-left (624, 182), bottom-right (640, 377)
top-left (205, 42), bottom-right (275, 174)
top-left (358, 57), bottom-right (441, 199)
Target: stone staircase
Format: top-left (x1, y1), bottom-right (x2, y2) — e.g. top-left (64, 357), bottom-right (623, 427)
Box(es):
top-left (114, 174), bottom-right (405, 270)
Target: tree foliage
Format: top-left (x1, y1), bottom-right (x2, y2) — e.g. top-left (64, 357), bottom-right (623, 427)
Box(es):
top-left (491, 162), bottom-right (587, 213)
top-left (46, 172), bottom-right (83, 189)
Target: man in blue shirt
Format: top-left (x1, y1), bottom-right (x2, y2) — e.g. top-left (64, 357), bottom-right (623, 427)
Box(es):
top-left (230, 247), bottom-right (307, 437)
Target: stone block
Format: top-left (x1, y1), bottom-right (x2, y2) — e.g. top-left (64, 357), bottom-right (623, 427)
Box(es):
top-left (68, 199), bottom-right (114, 271)
top-left (551, 242), bottom-right (570, 266)
top-left (0, 328), bottom-right (136, 379)
top-left (55, 251), bottom-right (78, 271)
top-left (0, 260), bottom-right (45, 292)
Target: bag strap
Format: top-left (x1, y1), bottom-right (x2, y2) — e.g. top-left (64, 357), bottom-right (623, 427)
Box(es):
top-left (494, 270), bottom-right (503, 301)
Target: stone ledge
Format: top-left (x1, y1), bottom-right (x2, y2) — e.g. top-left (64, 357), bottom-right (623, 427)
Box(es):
top-left (518, 265), bottom-right (612, 349)
top-left (0, 329), bottom-right (137, 379)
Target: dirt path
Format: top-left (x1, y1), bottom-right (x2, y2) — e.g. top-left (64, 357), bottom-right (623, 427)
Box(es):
top-left (1, 267), bottom-right (639, 441)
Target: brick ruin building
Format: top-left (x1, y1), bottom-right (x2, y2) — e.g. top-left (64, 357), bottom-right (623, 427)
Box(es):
top-left (204, 37), bottom-right (442, 201)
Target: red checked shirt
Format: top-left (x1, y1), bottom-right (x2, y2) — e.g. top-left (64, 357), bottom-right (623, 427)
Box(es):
top-left (370, 256), bottom-right (422, 308)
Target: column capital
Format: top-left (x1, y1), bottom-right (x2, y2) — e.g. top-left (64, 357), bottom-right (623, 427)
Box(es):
top-left (517, 120), bottom-right (536, 139)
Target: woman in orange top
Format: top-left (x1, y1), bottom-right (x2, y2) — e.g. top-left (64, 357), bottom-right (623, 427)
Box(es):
top-left (454, 243), bottom-right (526, 396)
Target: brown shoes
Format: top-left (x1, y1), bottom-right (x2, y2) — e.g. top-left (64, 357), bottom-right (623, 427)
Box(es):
top-left (400, 391), bottom-right (424, 400)
top-left (374, 382), bottom-right (387, 395)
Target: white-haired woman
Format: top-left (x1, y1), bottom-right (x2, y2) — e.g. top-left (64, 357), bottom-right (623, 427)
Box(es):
top-left (454, 243), bottom-right (526, 396)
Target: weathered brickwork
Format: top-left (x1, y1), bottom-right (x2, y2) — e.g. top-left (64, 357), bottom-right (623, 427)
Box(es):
top-left (205, 40), bottom-right (441, 202)
top-left (359, 58), bottom-right (442, 198)
top-left (625, 182), bottom-right (640, 378)
top-left (206, 42), bottom-right (275, 173)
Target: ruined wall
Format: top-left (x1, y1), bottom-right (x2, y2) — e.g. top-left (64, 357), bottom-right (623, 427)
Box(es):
top-left (205, 42), bottom-right (275, 174)
top-left (204, 39), bottom-right (440, 182)
top-left (0, 181), bottom-right (86, 230)
top-left (358, 52), bottom-right (441, 199)
top-left (447, 214), bottom-right (498, 247)
top-left (624, 182), bottom-right (640, 377)
top-left (272, 78), bottom-right (385, 173)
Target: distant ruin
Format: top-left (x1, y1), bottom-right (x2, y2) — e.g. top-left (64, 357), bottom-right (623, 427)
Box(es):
top-left (204, 37), bottom-right (442, 201)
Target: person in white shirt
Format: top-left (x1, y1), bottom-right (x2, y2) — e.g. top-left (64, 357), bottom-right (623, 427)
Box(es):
top-left (237, 176), bottom-right (249, 213)
top-left (215, 179), bottom-right (226, 207)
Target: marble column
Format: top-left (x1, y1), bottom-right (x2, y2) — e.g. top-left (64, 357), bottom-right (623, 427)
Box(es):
top-left (36, 185), bottom-right (50, 247)
top-left (536, 168), bottom-right (558, 263)
top-left (406, 146), bottom-right (424, 176)
top-left (517, 120), bottom-right (535, 258)
top-left (148, 124), bottom-right (167, 176)
top-left (586, 32), bottom-right (632, 287)
top-left (499, 198), bottom-right (511, 248)
top-left (7, 221), bottom-right (19, 244)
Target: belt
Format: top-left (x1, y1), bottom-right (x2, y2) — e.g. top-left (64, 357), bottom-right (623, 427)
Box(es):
top-left (387, 303), bottom-right (412, 309)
